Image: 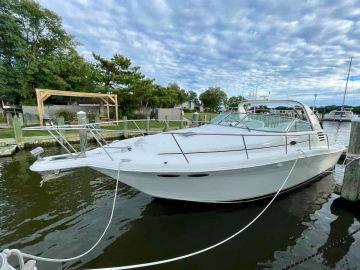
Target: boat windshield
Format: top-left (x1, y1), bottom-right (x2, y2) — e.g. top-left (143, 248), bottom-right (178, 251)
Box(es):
top-left (210, 112), bottom-right (312, 132)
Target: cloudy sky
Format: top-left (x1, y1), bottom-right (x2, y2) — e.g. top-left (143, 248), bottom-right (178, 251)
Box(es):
top-left (38, 0), bottom-right (360, 106)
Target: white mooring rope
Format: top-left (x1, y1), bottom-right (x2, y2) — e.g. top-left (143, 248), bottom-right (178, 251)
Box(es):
top-left (2, 156), bottom-right (300, 270)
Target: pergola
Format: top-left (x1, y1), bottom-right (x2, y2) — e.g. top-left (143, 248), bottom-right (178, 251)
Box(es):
top-left (35, 88), bottom-right (118, 125)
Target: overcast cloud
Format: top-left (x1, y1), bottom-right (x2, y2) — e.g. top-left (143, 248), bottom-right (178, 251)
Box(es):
top-left (38, 0), bottom-right (360, 105)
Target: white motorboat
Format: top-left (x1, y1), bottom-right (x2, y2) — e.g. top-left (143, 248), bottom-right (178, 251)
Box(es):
top-left (28, 100), bottom-right (345, 203)
top-left (323, 109), bottom-right (354, 122)
top-left (323, 58), bottom-right (356, 122)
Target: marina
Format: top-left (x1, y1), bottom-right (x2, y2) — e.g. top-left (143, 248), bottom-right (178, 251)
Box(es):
top-left (1, 1), bottom-right (360, 269)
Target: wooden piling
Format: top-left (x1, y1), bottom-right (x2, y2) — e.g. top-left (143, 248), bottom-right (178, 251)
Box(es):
top-left (164, 115), bottom-right (169, 131)
top-left (192, 112), bottom-right (199, 127)
top-left (6, 112), bottom-right (12, 127)
top-left (77, 111), bottom-right (87, 156)
top-left (340, 118), bottom-right (360, 201)
top-left (12, 115), bottom-right (23, 148)
top-left (179, 114), bottom-right (184, 129)
top-left (146, 116), bottom-right (150, 131)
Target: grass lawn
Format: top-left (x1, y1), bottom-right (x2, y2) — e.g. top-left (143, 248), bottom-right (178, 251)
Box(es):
top-left (101, 120), bottom-right (184, 131)
top-left (0, 128), bottom-right (82, 139)
top-left (0, 120), bottom-right (186, 139)
top-left (0, 129), bottom-right (50, 139)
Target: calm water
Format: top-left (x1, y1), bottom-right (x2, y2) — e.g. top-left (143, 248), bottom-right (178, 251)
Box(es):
top-left (1, 122), bottom-right (359, 270)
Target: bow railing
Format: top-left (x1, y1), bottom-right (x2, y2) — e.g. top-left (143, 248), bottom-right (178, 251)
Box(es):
top-left (23, 121), bottom-right (329, 163)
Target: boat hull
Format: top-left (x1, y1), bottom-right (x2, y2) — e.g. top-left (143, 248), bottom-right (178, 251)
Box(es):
top-left (93, 150), bottom-right (343, 203)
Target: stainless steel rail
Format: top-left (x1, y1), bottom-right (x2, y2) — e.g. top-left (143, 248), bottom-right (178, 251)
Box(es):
top-left (164, 132), bottom-right (329, 163)
top-left (23, 123), bottom-right (329, 163)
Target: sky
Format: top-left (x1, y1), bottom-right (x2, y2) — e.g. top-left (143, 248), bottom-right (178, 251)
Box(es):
top-left (38, 0), bottom-right (360, 106)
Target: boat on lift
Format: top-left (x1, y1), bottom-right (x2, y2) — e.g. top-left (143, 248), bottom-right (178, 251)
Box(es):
top-left (27, 100), bottom-right (345, 203)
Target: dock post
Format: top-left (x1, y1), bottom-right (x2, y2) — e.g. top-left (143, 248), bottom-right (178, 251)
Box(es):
top-left (179, 114), bottom-right (184, 129)
top-left (12, 115), bottom-right (23, 148)
top-left (146, 116), bottom-right (150, 131)
top-left (164, 115), bottom-right (169, 131)
top-left (6, 112), bottom-right (12, 127)
top-left (341, 118), bottom-right (360, 201)
top-left (192, 112), bottom-right (199, 127)
top-left (122, 116), bottom-right (128, 138)
top-left (77, 111), bottom-right (87, 156)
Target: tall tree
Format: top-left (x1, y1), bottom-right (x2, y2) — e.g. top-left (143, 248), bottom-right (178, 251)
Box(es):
top-left (0, 0), bottom-right (81, 103)
top-left (166, 82), bottom-right (188, 105)
top-left (153, 83), bottom-right (188, 108)
top-left (199, 86), bottom-right (227, 111)
top-left (227, 95), bottom-right (246, 108)
top-left (92, 53), bottom-right (145, 92)
top-left (188, 90), bottom-right (199, 105)
top-left (92, 52), bottom-right (151, 115)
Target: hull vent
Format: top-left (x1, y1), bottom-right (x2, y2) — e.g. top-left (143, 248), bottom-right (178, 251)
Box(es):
top-left (317, 132), bottom-right (326, 141)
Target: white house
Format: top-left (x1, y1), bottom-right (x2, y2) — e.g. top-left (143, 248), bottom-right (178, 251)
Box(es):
top-left (176, 100), bottom-right (204, 112)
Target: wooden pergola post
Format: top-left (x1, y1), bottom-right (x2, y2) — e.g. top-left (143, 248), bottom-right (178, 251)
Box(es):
top-left (35, 89), bottom-right (119, 126)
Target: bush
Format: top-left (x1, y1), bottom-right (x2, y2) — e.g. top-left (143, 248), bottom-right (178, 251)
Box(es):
top-left (86, 112), bottom-right (97, 122)
top-left (55, 109), bottom-right (76, 122)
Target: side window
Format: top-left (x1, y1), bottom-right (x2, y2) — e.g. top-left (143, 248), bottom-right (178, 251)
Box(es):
top-left (289, 120), bottom-right (312, 132)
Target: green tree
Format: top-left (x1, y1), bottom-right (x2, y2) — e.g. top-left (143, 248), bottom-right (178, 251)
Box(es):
top-left (199, 86), bottom-right (227, 111)
top-left (227, 95), bottom-right (246, 108)
top-left (0, 0), bottom-right (81, 103)
top-left (188, 90), bottom-right (199, 105)
top-left (166, 82), bottom-right (188, 105)
top-left (148, 83), bottom-right (188, 108)
top-left (92, 53), bottom-right (152, 115)
top-left (92, 53), bottom-right (145, 92)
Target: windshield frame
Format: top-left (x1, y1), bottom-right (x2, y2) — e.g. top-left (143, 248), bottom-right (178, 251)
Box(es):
top-left (210, 111), bottom-right (314, 133)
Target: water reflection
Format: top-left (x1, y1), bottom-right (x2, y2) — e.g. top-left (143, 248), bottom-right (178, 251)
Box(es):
top-left (83, 174), bottom-right (339, 270)
top-left (319, 198), bottom-right (360, 268)
top-left (0, 148), bottom-right (152, 269)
